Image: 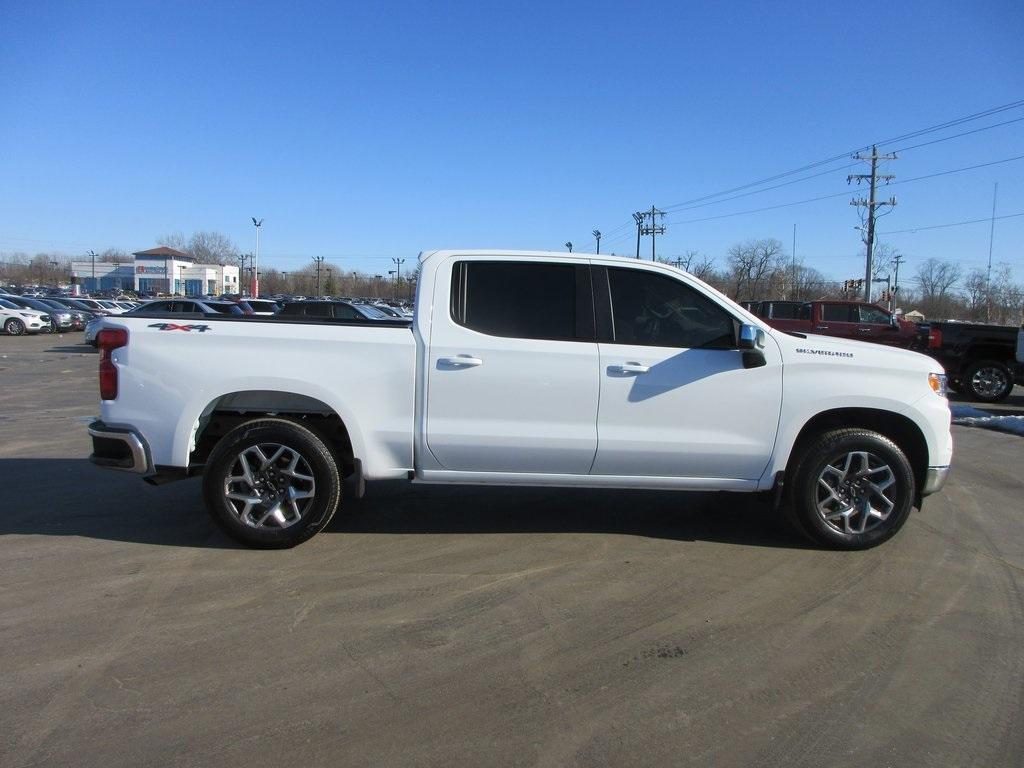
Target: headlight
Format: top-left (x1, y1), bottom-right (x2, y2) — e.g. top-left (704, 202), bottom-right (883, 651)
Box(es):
top-left (928, 372), bottom-right (948, 397)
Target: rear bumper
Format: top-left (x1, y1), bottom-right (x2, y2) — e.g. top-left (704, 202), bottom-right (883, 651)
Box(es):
top-left (88, 420), bottom-right (152, 474)
top-left (922, 465), bottom-right (950, 496)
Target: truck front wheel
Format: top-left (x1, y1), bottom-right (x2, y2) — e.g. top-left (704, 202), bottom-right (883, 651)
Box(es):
top-left (962, 360), bottom-right (1013, 402)
top-left (202, 418), bottom-right (341, 548)
top-left (787, 429), bottom-right (915, 550)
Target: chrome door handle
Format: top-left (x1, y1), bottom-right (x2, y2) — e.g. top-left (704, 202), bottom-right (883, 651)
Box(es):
top-left (609, 362), bottom-right (650, 374)
top-left (438, 355), bottom-right (483, 368)
top-left (815, 325), bottom-right (830, 330)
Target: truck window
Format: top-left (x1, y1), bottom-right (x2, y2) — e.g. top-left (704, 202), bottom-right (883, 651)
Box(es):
top-left (332, 303), bottom-right (362, 320)
top-left (822, 304), bottom-right (855, 322)
top-left (452, 261), bottom-right (577, 341)
top-left (607, 268), bottom-right (734, 349)
top-left (858, 305), bottom-right (890, 324)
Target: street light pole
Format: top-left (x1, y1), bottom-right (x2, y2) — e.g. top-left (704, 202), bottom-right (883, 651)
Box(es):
top-left (391, 258), bottom-right (405, 299)
top-left (565, 242), bottom-right (573, 253)
top-left (251, 218), bottom-right (263, 298)
top-left (88, 250), bottom-right (97, 294)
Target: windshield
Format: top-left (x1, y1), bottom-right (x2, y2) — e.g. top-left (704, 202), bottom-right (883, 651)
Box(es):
top-left (0, 298), bottom-right (19, 309)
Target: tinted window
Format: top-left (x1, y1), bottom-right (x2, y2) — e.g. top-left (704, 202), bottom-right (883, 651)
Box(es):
top-left (769, 302), bottom-right (805, 320)
top-left (607, 268), bottom-right (734, 348)
top-left (280, 303), bottom-right (305, 315)
top-left (859, 305), bottom-right (890, 324)
top-left (453, 261), bottom-right (577, 341)
top-left (176, 302), bottom-right (199, 313)
top-left (140, 301), bottom-right (171, 312)
top-left (821, 304), bottom-right (855, 322)
top-left (332, 303), bottom-right (362, 320)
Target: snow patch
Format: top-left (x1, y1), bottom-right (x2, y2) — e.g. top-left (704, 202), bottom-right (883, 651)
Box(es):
top-left (951, 404), bottom-right (1024, 437)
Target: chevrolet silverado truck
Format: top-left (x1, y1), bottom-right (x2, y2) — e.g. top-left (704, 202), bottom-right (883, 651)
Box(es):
top-left (88, 250), bottom-right (953, 550)
top-left (919, 320), bottom-right (1024, 402)
top-left (753, 299), bottom-right (920, 349)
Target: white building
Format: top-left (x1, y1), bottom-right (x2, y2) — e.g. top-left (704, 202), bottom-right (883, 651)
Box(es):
top-left (71, 246), bottom-right (239, 296)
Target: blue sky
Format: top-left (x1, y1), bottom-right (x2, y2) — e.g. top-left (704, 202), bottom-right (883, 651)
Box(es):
top-left (1, 0), bottom-right (1022, 281)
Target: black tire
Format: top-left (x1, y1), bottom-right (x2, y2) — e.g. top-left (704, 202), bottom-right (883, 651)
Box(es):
top-left (786, 428), bottom-right (915, 550)
top-left (962, 359), bottom-right (1013, 403)
top-left (202, 418), bottom-right (341, 548)
top-left (4, 318), bottom-right (25, 336)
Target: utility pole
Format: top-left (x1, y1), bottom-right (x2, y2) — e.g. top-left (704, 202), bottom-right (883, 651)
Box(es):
top-left (281, 271), bottom-right (288, 294)
top-left (250, 218), bottom-right (263, 298)
top-left (565, 242), bottom-right (573, 253)
top-left (325, 267), bottom-right (333, 296)
top-left (849, 145), bottom-right (896, 302)
top-left (88, 250), bottom-right (97, 294)
top-left (986, 182), bottom-right (998, 323)
top-left (592, 230), bottom-right (601, 254)
top-left (312, 256), bottom-right (325, 296)
top-left (237, 254), bottom-right (249, 296)
top-left (392, 257), bottom-right (405, 299)
top-left (635, 206), bottom-right (666, 261)
top-left (891, 253), bottom-right (904, 313)
top-left (791, 223), bottom-right (797, 300)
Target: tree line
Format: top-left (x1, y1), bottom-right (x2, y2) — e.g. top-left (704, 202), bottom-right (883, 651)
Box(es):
top-left (1, 232), bottom-right (1019, 321)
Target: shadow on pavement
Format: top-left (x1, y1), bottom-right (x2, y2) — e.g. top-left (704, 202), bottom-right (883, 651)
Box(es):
top-left (45, 344), bottom-right (95, 353)
top-left (0, 458), bottom-right (809, 551)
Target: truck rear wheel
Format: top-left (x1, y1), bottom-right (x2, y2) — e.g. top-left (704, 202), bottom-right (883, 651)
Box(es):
top-left (787, 429), bottom-right (915, 550)
top-left (202, 418), bottom-right (341, 548)
top-left (962, 360), bottom-right (1013, 402)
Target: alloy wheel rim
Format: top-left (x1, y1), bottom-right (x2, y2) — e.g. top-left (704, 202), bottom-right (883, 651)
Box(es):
top-left (224, 443), bottom-right (316, 529)
top-left (971, 367), bottom-right (1008, 399)
top-left (815, 450), bottom-right (896, 535)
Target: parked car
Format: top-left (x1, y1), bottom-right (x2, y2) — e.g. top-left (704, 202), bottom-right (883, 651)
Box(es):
top-left (34, 298), bottom-right (87, 330)
top-left (130, 299), bottom-right (245, 316)
top-left (919, 321), bottom-right (1024, 402)
top-left (0, 297), bottom-right (50, 335)
top-left (238, 299), bottom-right (280, 316)
top-left (0, 295), bottom-right (73, 333)
top-left (753, 299), bottom-right (919, 349)
top-left (88, 250), bottom-right (951, 552)
top-left (70, 298), bottom-right (127, 315)
top-left (49, 298), bottom-right (109, 318)
top-left (279, 300), bottom-right (406, 321)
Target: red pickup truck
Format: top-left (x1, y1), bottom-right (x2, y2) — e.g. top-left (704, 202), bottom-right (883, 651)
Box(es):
top-left (749, 300), bottom-right (919, 348)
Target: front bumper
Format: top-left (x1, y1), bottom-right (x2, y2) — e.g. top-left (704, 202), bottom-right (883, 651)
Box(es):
top-left (922, 465), bottom-right (950, 496)
top-left (88, 420), bottom-right (152, 474)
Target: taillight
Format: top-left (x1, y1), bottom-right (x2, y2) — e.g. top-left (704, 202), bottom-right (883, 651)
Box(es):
top-left (927, 327), bottom-right (942, 348)
top-left (97, 328), bottom-right (128, 400)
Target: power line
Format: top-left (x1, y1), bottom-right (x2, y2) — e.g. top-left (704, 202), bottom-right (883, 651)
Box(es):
top-left (664, 153), bottom-right (1024, 227)
top-left (877, 210), bottom-right (1024, 235)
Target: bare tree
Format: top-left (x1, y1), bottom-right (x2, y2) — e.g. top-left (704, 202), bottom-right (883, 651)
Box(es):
top-left (680, 250), bottom-right (718, 281)
top-left (98, 248), bottom-right (130, 263)
top-left (726, 238), bottom-right (786, 301)
top-left (915, 258), bottom-right (962, 319)
top-left (157, 231), bottom-right (239, 265)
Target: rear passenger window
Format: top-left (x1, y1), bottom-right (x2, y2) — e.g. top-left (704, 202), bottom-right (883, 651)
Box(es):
top-left (607, 268), bottom-right (734, 349)
top-left (332, 304), bottom-right (362, 320)
top-left (822, 304), bottom-right (855, 322)
top-left (451, 261), bottom-right (580, 341)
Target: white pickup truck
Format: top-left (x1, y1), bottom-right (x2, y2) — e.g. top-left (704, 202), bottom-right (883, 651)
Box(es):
top-left (89, 250), bottom-right (953, 550)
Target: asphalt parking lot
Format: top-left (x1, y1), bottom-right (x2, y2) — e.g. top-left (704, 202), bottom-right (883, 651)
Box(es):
top-left (2, 332), bottom-right (1023, 768)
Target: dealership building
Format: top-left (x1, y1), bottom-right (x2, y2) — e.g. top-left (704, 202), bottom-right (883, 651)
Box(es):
top-left (71, 246), bottom-right (240, 295)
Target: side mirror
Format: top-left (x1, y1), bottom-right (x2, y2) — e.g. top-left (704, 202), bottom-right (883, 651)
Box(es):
top-left (739, 324), bottom-right (767, 368)
top-left (738, 324), bottom-right (765, 350)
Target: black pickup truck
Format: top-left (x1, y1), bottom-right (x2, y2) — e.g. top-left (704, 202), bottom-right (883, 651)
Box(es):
top-left (919, 321), bottom-right (1024, 402)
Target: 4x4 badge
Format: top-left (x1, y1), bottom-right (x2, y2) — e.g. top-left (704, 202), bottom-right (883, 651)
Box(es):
top-left (148, 323), bottom-right (211, 333)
